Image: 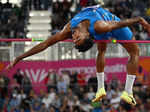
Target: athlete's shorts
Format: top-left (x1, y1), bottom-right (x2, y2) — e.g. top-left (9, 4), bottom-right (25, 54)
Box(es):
top-left (111, 16), bottom-right (133, 40)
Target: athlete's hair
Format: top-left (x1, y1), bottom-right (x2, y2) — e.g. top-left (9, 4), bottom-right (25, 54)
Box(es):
top-left (75, 37), bottom-right (94, 52)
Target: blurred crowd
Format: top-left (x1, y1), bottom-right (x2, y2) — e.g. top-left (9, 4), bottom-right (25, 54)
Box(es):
top-left (0, 2), bottom-right (26, 40)
top-left (0, 68), bottom-right (150, 112)
top-left (0, 0), bottom-right (150, 40)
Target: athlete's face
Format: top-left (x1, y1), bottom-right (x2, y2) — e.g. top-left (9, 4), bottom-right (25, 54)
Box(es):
top-left (72, 28), bottom-right (89, 46)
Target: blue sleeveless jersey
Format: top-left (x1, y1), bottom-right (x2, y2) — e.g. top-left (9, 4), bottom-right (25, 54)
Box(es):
top-left (70, 5), bottom-right (133, 40)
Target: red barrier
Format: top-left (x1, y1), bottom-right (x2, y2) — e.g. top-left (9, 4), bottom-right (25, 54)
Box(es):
top-left (0, 38), bottom-right (150, 43)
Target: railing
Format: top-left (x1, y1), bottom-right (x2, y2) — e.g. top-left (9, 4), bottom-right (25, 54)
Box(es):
top-left (0, 39), bottom-right (150, 61)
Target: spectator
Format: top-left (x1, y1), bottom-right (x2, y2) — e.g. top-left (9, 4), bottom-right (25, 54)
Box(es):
top-left (45, 70), bottom-right (57, 92)
top-left (49, 105), bottom-right (56, 112)
top-left (76, 86), bottom-right (85, 101)
top-left (32, 101), bottom-right (41, 111)
top-left (88, 75), bottom-right (97, 92)
top-left (48, 88), bottom-right (56, 102)
top-left (69, 70), bottom-right (78, 89)
top-left (109, 75), bottom-right (120, 90)
top-left (17, 89), bottom-right (27, 104)
top-left (57, 76), bottom-right (67, 93)
top-left (106, 85), bottom-right (115, 99)
top-left (110, 92), bottom-right (120, 109)
top-left (13, 69), bottom-right (23, 86)
top-left (62, 70), bottom-right (70, 88)
top-left (59, 96), bottom-right (70, 112)
top-left (74, 95), bottom-right (80, 107)
top-left (42, 92), bottom-right (51, 108)
top-left (21, 74), bottom-right (32, 95)
top-left (87, 86), bottom-right (95, 101)
top-left (39, 89), bottom-right (45, 100)
top-left (9, 94), bottom-right (20, 110)
top-left (66, 88), bottom-right (75, 108)
top-left (2, 96), bottom-right (11, 112)
top-left (39, 103), bottom-right (48, 112)
top-left (11, 78), bottom-right (20, 94)
top-left (0, 73), bottom-right (10, 110)
top-left (80, 93), bottom-right (93, 112)
top-left (51, 94), bottom-right (61, 111)
top-left (77, 70), bottom-right (87, 87)
top-left (31, 94), bottom-right (41, 108)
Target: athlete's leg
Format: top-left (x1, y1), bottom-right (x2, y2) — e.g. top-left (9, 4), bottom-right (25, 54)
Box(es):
top-left (92, 43), bottom-right (107, 102)
top-left (120, 37), bottom-right (139, 106)
top-left (111, 16), bottom-right (138, 105)
top-left (122, 43), bottom-right (139, 73)
top-left (96, 42), bottom-right (107, 73)
top-left (121, 37), bottom-right (139, 91)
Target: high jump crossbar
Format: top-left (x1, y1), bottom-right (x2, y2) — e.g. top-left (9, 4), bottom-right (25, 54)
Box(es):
top-left (0, 38), bottom-right (150, 43)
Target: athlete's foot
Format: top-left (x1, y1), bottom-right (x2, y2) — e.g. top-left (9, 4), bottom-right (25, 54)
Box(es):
top-left (92, 87), bottom-right (106, 102)
top-left (120, 91), bottom-right (136, 106)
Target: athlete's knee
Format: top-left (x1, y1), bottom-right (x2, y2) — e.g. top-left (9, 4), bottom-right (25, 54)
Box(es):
top-left (97, 43), bottom-right (107, 54)
top-left (97, 48), bottom-right (107, 56)
top-left (128, 49), bottom-right (139, 63)
top-left (97, 50), bottom-right (106, 57)
top-left (129, 47), bottom-right (139, 57)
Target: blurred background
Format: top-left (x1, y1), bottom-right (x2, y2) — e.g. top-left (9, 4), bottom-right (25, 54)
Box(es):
top-left (0, 0), bottom-right (150, 112)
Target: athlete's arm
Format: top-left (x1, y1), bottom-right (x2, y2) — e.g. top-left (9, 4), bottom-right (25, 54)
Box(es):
top-left (7, 23), bottom-right (72, 69)
top-left (95, 17), bottom-right (150, 34)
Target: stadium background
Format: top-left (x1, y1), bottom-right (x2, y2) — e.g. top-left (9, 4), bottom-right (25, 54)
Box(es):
top-left (0, 0), bottom-right (150, 112)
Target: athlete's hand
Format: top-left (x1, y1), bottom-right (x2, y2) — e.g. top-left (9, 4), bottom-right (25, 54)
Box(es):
top-left (139, 17), bottom-right (150, 33)
top-left (146, 25), bottom-right (150, 34)
top-left (144, 24), bottom-right (150, 34)
top-left (6, 57), bottom-right (20, 70)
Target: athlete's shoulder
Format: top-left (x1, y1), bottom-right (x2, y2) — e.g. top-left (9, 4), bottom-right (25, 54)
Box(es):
top-left (61, 23), bottom-right (71, 33)
top-left (60, 22), bottom-right (72, 37)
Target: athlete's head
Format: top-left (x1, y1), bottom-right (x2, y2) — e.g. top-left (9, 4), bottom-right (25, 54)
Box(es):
top-left (72, 26), bottom-right (94, 52)
top-left (74, 37), bottom-right (94, 52)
